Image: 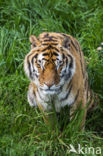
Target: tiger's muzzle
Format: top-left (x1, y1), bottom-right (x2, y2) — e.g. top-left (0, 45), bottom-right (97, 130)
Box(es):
top-left (39, 62), bottom-right (60, 93)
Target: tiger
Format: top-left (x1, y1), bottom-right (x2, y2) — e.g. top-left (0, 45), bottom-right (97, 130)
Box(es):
top-left (24, 32), bottom-right (94, 129)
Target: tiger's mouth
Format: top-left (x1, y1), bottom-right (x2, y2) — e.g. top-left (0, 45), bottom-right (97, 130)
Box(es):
top-left (40, 87), bottom-right (61, 95)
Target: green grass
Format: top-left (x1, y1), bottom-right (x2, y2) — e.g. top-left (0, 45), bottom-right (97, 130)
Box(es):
top-left (0, 0), bottom-right (103, 155)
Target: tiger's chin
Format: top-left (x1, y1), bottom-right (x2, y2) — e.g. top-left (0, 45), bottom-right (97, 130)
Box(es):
top-left (43, 90), bottom-right (56, 95)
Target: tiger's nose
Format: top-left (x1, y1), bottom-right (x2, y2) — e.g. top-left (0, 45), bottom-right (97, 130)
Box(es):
top-left (45, 82), bottom-right (54, 88)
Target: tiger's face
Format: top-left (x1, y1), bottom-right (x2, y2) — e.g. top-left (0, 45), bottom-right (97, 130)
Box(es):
top-left (24, 33), bottom-right (75, 95)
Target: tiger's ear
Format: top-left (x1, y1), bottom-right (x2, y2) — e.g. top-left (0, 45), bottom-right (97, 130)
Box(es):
top-left (63, 37), bottom-right (71, 49)
top-left (30, 35), bottom-right (40, 48)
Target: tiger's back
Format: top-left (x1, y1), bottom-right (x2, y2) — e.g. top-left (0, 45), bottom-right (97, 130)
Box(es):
top-left (24, 32), bottom-right (92, 129)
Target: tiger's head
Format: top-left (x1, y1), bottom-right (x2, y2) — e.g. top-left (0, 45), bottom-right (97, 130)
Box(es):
top-left (24, 32), bottom-right (76, 94)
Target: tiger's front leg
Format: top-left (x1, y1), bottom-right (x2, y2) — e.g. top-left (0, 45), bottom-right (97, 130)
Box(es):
top-left (27, 83), bottom-right (38, 107)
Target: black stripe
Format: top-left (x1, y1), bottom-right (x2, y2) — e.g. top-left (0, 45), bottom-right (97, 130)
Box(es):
top-left (42, 45), bottom-right (59, 52)
top-left (42, 53), bottom-right (49, 56)
top-left (62, 33), bottom-right (69, 37)
top-left (27, 53), bottom-right (38, 65)
top-left (32, 43), bottom-right (36, 47)
top-left (61, 84), bottom-right (72, 101)
top-left (27, 54), bottom-right (34, 79)
top-left (27, 53), bottom-right (34, 60)
top-left (43, 35), bottom-right (57, 39)
top-left (63, 37), bottom-right (70, 48)
top-left (67, 79), bottom-right (72, 89)
top-left (67, 54), bottom-right (73, 68)
top-left (66, 57), bottom-right (68, 68)
top-left (31, 54), bottom-right (39, 73)
top-left (33, 90), bottom-right (36, 96)
top-left (27, 60), bottom-right (32, 79)
top-left (51, 43), bottom-right (58, 45)
top-left (52, 59), bottom-right (56, 62)
top-left (44, 39), bottom-right (57, 42)
top-left (71, 40), bottom-right (79, 52)
top-left (27, 53), bottom-right (38, 79)
top-left (31, 54), bottom-right (38, 65)
top-left (42, 43), bottom-right (58, 46)
top-left (42, 46), bottom-right (52, 51)
top-left (80, 58), bottom-right (84, 78)
top-left (52, 47), bottom-right (59, 52)
top-left (34, 53), bottom-right (38, 58)
top-left (69, 58), bottom-right (73, 68)
top-left (49, 36), bottom-right (57, 39)
top-left (62, 53), bottom-right (65, 59)
top-left (53, 52), bottom-right (59, 56)
top-left (42, 58), bottom-right (49, 61)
